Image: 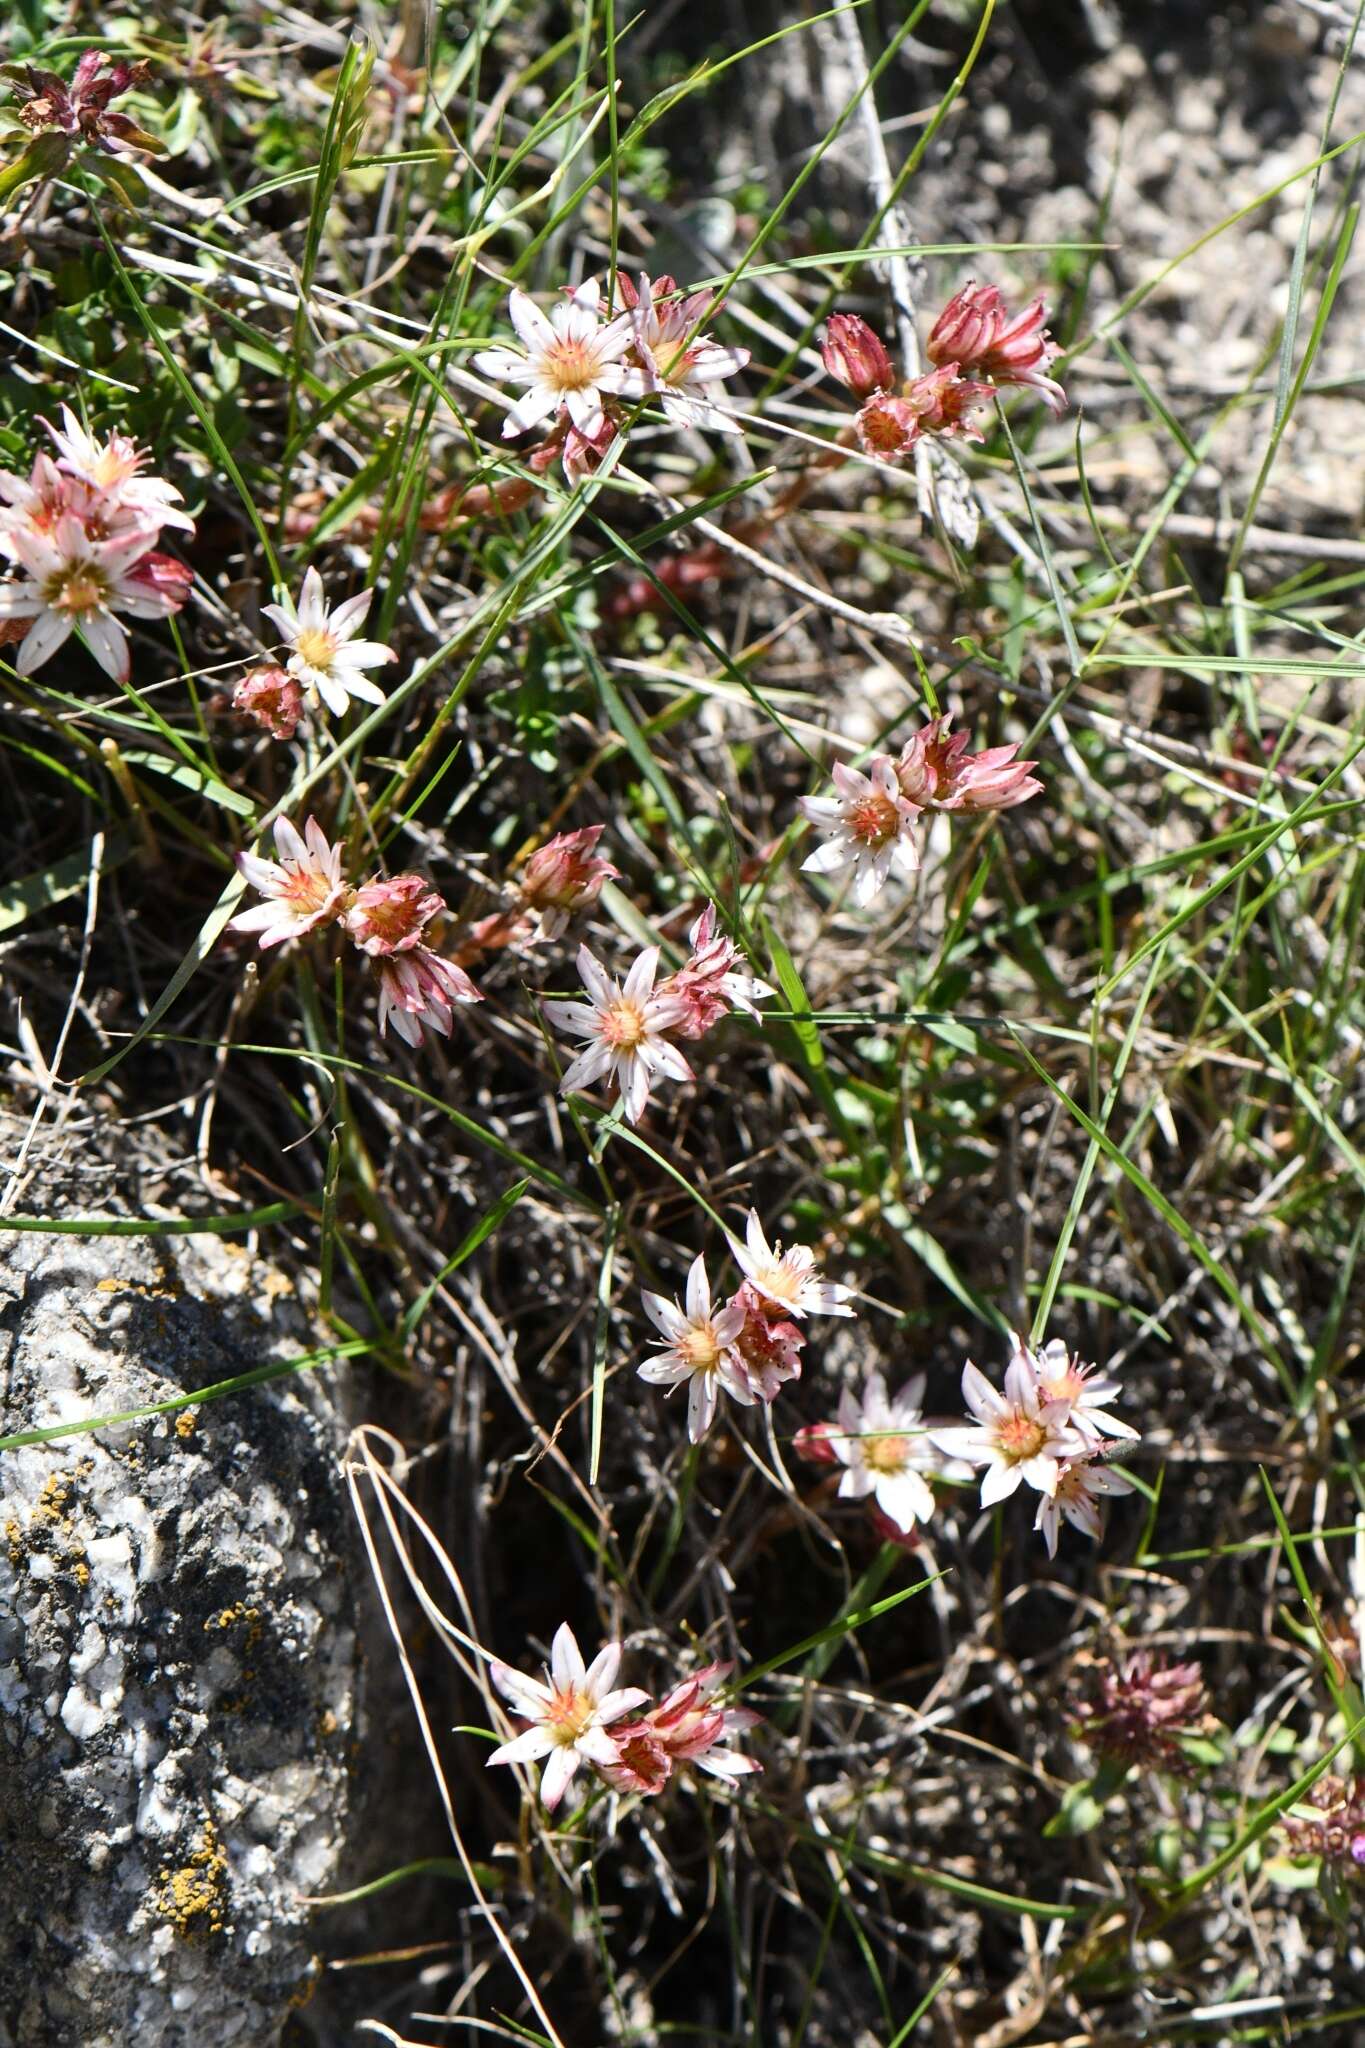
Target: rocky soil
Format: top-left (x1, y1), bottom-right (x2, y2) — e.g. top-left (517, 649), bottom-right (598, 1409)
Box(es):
top-left (0, 1123), bottom-right (363, 2048)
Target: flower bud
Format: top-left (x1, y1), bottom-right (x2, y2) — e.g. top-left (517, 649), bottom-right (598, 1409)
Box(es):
top-left (904, 364), bottom-right (992, 443)
top-left (344, 873), bottom-right (445, 956)
top-left (927, 281), bottom-right (1066, 414)
top-left (792, 1420), bottom-right (841, 1467)
top-left (518, 826), bottom-right (619, 940)
top-left (893, 716), bottom-right (1042, 814)
top-left (820, 314), bottom-right (894, 397)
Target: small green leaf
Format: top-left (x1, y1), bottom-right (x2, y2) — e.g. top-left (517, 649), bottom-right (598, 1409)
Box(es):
top-left (0, 835), bottom-right (131, 934)
top-left (0, 129), bottom-right (70, 201)
top-left (1176, 1735), bottom-right (1226, 1768)
top-left (86, 153), bottom-right (148, 209)
top-left (1042, 1784), bottom-right (1107, 1839)
top-left (305, 1857), bottom-right (502, 1908)
top-left (119, 750), bottom-right (256, 817)
top-left (1043, 1756), bottom-right (1132, 1838)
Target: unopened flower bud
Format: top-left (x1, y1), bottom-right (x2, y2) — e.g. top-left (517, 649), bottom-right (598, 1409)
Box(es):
top-left (792, 1420), bottom-right (841, 1467)
top-left (518, 826), bottom-right (619, 941)
top-left (821, 313), bottom-right (894, 398)
top-left (904, 364), bottom-right (993, 443)
top-left (927, 281), bottom-right (1067, 414)
top-left (854, 393), bottom-right (922, 462)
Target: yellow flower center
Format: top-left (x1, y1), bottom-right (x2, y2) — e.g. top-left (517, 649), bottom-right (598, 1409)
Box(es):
top-left (282, 868), bottom-right (334, 916)
top-left (293, 626), bottom-right (338, 673)
top-left (753, 1260), bottom-right (798, 1307)
top-left (863, 1433), bottom-right (910, 1475)
top-left (679, 1324), bottom-right (722, 1373)
top-left (601, 996), bottom-right (648, 1050)
top-left (546, 339), bottom-right (601, 392)
top-left (546, 1686), bottom-right (593, 1746)
top-left (89, 448), bottom-right (135, 489)
top-left (997, 1413), bottom-right (1046, 1462)
top-left (655, 337), bottom-right (695, 388)
top-left (44, 564), bottom-right (107, 615)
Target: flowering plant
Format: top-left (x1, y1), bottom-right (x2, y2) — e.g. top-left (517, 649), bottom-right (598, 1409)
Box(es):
top-left (476, 272), bottom-right (750, 481)
top-left (228, 816), bottom-right (481, 1050)
top-left (820, 283), bottom-right (1065, 467)
top-left (1, 51), bottom-right (162, 200)
top-left (487, 1625), bottom-right (760, 1809)
top-left (0, 408), bottom-right (194, 683)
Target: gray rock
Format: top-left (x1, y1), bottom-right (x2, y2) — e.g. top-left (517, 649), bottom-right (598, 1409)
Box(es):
top-left (0, 1209), bottom-right (360, 2048)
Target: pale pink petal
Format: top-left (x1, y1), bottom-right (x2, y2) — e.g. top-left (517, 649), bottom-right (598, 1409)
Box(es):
top-left (687, 1372), bottom-right (718, 1441)
top-left (539, 1744), bottom-right (580, 1809)
top-left (16, 609), bottom-right (75, 672)
top-left (622, 947), bottom-right (660, 1004)
top-left (575, 1723), bottom-right (624, 1767)
top-left (261, 601), bottom-right (297, 639)
top-left (961, 1362), bottom-right (1007, 1421)
top-left (542, 999), bottom-right (600, 1035)
top-left (488, 1726), bottom-right (556, 1768)
top-left (295, 565), bottom-right (326, 628)
top-left (550, 1622), bottom-right (585, 1693)
top-left (506, 385), bottom-right (562, 435)
top-left (491, 1662), bottom-right (552, 1712)
top-left (560, 1042), bottom-right (615, 1095)
top-left (80, 611), bottom-right (129, 682)
top-left (980, 1459), bottom-right (1023, 1507)
top-left (595, 1685), bottom-right (650, 1724)
top-left (508, 288), bottom-right (556, 350)
top-left (583, 1643), bottom-right (622, 1699)
top-left (641, 1292), bottom-right (689, 1342)
top-left (327, 588), bottom-right (374, 638)
top-left (576, 946), bottom-right (614, 1007)
top-left (334, 639), bottom-right (395, 671)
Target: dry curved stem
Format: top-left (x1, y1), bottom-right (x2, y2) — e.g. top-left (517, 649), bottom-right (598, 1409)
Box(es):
top-left (342, 1423), bottom-right (570, 2048)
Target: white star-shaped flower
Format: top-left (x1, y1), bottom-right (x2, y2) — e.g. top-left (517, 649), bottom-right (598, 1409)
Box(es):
top-left (543, 944), bottom-right (692, 1125)
top-left (474, 279), bottom-right (644, 442)
top-left (487, 1622), bottom-right (649, 1811)
top-left (261, 566), bottom-right (395, 718)
top-left (637, 1254), bottom-right (752, 1441)
top-left (799, 757), bottom-right (922, 907)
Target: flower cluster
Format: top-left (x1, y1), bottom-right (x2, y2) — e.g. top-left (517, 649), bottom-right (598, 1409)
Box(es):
top-left (1281, 1773), bottom-right (1365, 1873)
top-left (228, 815), bottom-right (481, 1049)
top-left (931, 1333), bottom-right (1138, 1558)
top-left (0, 408), bottom-right (194, 684)
top-left (5, 51), bottom-right (160, 160)
top-left (487, 1623), bottom-right (760, 1810)
top-left (519, 824), bottom-right (620, 940)
top-left (794, 1372), bottom-right (967, 1543)
top-left (799, 717), bottom-right (1041, 907)
top-left (638, 1214), bottom-right (854, 1443)
top-left (1071, 1649), bottom-right (1210, 1773)
top-left (475, 272), bottom-right (750, 480)
top-left (821, 281), bottom-right (1065, 463)
top-left (544, 904), bottom-right (773, 1124)
top-left (235, 565), bottom-right (396, 725)
top-left (927, 282), bottom-right (1067, 413)
top-left (459, 825), bottom-right (622, 959)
